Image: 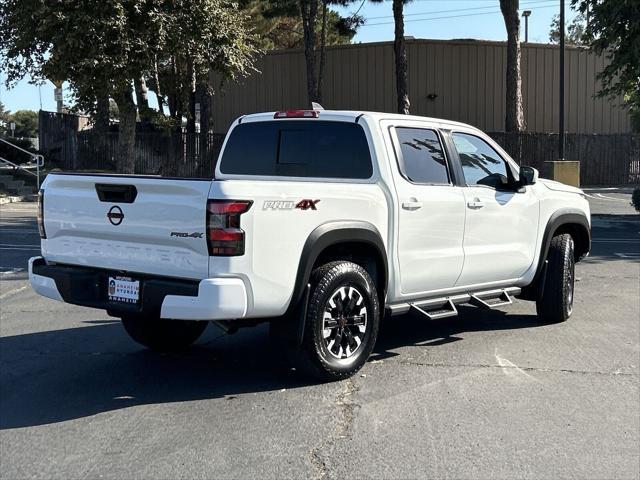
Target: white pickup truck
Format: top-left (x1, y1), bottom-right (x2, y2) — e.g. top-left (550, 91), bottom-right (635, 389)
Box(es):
top-left (30, 109), bottom-right (591, 380)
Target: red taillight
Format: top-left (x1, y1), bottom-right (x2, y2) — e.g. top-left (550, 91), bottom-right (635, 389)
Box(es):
top-left (37, 189), bottom-right (46, 239)
top-left (274, 110), bottom-right (319, 119)
top-left (206, 200), bottom-right (252, 256)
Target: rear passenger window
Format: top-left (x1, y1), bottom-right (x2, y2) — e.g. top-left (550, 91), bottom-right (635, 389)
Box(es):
top-left (394, 128), bottom-right (450, 184)
top-left (220, 121), bottom-right (372, 179)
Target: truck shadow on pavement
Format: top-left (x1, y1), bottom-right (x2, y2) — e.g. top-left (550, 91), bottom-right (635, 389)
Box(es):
top-left (372, 306), bottom-right (542, 361)
top-left (0, 308), bottom-right (543, 429)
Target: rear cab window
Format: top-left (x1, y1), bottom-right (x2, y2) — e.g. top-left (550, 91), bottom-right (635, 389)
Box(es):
top-left (219, 120), bottom-right (373, 179)
top-left (393, 127), bottom-right (450, 184)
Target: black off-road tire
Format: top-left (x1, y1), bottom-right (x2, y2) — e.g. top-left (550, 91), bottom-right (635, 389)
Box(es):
top-left (121, 314), bottom-right (208, 351)
top-left (296, 261), bottom-right (381, 381)
top-left (536, 233), bottom-right (575, 323)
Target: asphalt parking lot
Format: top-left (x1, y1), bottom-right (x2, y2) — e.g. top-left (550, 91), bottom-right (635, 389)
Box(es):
top-left (1, 189), bottom-right (638, 479)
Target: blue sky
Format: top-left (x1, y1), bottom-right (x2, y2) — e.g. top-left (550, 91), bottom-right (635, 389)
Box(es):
top-left (0, 0), bottom-right (575, 113)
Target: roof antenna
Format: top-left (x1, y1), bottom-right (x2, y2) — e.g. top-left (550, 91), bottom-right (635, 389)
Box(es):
top-left (311, 102), bottom-right (324, 110)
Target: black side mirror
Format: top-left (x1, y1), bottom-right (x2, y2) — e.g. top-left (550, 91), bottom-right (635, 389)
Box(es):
top-left (520, 166), bottom-right (538, 186)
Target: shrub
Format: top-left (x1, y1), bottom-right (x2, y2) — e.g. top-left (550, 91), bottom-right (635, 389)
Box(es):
top-left (0, 137), bottom-right (38, 165)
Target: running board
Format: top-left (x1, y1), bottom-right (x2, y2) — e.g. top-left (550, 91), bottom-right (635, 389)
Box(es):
top-left (469, 290), bottom-right (513, 309)
top-left (387, 287), bottom-right (521, 317)
top-left (410, 299), bottom-right (458, 320)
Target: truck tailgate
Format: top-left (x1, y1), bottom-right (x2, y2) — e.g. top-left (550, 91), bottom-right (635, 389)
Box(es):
top-left (41, 174), bottom-right (212, 280)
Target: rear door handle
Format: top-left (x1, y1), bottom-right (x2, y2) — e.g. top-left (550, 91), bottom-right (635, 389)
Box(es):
top-left (467, 199), bottom-right (484, 209)
top-left (402, 200), bottom-right (423, 211)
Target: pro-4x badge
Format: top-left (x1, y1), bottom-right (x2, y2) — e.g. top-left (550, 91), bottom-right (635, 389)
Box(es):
top-left (263, 199), bottom-right (321, 211)
top-left (295, 199), bottom-right (320, 211)
top-left (170, 231), bottom-right (204, 238)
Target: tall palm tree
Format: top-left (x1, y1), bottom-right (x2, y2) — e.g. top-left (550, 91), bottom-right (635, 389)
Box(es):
top-left (500, 0), bottom-right (525, 131)
top-left (371, 0), bottom-right (411, 114)
top-left (392, 0), bottom-right (410, 114)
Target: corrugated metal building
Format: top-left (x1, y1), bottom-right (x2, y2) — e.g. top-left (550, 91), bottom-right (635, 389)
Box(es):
top-left (211, 39), bottom-right (631, 134)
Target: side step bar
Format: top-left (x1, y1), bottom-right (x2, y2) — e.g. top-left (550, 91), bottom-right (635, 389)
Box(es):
top-left (410, 299), bottom-right (458, 320)
top-left (469, 290), bottom-right (513, 309)
top-left (388, 287), bottom-right (521, 319)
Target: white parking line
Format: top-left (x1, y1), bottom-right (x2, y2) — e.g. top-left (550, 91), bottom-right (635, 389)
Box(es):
top-left (614, 253), bottom-right (640, 259)
top-left (0, 285), bottom-right (28, 300)
top-left (594, 193), bottom-right (629, 202)
top-left (0, 268), bottom-right (25, 275)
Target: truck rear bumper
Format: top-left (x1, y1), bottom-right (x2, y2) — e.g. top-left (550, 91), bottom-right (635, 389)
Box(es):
top-left (28, 256), bottom-right (247, 321)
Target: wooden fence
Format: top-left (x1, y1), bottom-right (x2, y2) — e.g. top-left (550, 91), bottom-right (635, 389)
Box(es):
top-left (71, 131), bottom-right (225, 178)
top-left (42, 125), bottom-right (639, 185)
top-left (489, 132), bottom-right (640, 186)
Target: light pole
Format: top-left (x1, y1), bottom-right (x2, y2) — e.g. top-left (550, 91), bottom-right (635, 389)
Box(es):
top-left (559, 0), bottom-right (565, 160)
top-left (522, 10), bottom-right (532, 43)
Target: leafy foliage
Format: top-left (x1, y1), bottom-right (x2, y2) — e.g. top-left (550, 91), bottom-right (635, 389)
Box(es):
top-left (549, 13), bottom-right (587, 45)
top-left (242, 0), bottom-right (359, 50)
top-left (0, 100), bottom-right (10, 136)
top-left (8, 110), bottom-right (38, 138)
top-left (0, 103), bottom-right (38, 138)
top-left (0, 0), bottom-right (257, 172)
top-left (572, 0), bottom-right (640, 120)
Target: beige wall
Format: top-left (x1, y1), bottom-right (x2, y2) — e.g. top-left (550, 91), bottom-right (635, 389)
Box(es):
top-left (211, 39), bottom-right (631, 134)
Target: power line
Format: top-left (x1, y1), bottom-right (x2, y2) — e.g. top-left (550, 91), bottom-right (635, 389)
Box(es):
top-left (366, 0), bottom-right (556, 21)
top-left (363, 4), bottom-right (558, 27)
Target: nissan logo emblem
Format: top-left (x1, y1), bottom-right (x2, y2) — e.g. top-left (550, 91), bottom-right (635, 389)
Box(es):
top-left (107, 206), bottom-right (124, 226)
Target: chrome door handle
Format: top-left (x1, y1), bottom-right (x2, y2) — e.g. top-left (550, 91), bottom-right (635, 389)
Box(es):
top-left (467, 199), bottom-right (484, 209)
top-left (402, 201), bottom-right (423, 211)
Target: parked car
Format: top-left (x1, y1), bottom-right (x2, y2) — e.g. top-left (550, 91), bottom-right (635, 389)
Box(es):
top-left (29, 110), bottom-right (591, 380)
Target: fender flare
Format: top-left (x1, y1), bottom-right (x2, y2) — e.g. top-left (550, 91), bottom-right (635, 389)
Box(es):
top-left (281, 221), bottom-right (388, 344)
top-left (520, 208), bottom-right (591, 300)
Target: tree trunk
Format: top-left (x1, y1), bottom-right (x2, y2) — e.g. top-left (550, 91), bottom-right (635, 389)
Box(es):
top-left (301, 0), bottom-right (319, 104)
top-left (185, 57), bottom-right (197, 134)
top-left (317, 0), bottom-right (328, 104)
top-left (500, 0), bottom-right (525, 132)
top-left (196, 83), bottom-right (212, 177)
top-left (94, 95), bottom-right (110, 134)
top-left (168, 56), bottom-right (181, 121)
top-left (134, 76), bottom-right (151, 124)
top-left (115, 87), bottom-right (137, 174)
top-left (393, 0), bottom-right (410, 114)
top-left (151, 57), bottom-right (165, 116)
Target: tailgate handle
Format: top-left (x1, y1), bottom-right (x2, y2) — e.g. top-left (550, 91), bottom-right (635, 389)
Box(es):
top-left (95, 184), bottom-right (138, 203)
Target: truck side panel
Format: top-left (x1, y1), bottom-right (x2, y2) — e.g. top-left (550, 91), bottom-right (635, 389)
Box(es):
top-left (207, 180), bottom-right (388, 318)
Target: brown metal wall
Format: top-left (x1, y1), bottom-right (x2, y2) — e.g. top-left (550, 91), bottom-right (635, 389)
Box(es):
top-left (211, 39), bottom-right (631, 134)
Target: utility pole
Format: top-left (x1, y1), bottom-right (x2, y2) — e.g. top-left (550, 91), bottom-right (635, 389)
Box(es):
top-left (522, 10), bottom-right (532, 43)
top-left (559, 0), bottom-right (565, 160)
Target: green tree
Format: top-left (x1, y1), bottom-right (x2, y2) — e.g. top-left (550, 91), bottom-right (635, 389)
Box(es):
top-left (0, 100), bottom-right (10, 136)
top-left (549, 13), bottom-right (587, 45)
top-left (263, 0), bottom-right (362, 104)
top-left (9, 110), bottom-right (38, 138)
top-left (1, 0), bottom-right (256, 173)
top-left (572, 0), bottom-right (640, 131)
top-left (242, 0), bottom-right (358, 51)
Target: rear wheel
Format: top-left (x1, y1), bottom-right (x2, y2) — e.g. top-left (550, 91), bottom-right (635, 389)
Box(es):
top-left (121, 314), bottom-right (208, 351)
top-left (296, 261), bottom-right (380, 381)
top-left (536, 233), bottom-right (575, 323)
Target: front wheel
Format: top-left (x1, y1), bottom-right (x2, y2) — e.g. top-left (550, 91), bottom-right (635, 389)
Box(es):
top-left (536, 233), bottom-right (575, 323)
top-left (121, 314), bottom-right (208, 351)
top-left (297, 261), bottom-right (380, 381)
